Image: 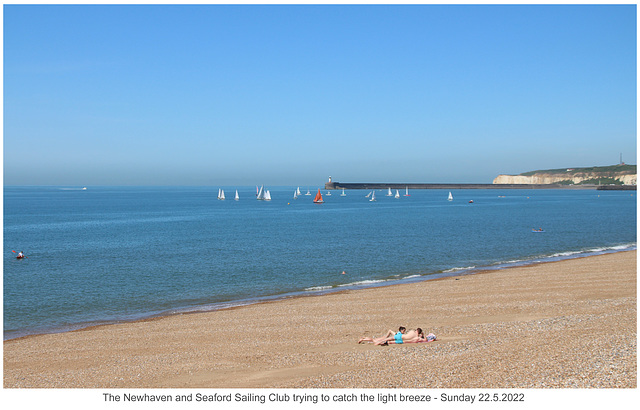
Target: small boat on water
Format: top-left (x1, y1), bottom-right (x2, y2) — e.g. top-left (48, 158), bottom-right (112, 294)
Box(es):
top-left (404, 186), bottom-right (410, 196)
top-left (218, 189), bottom-right (226, 200)
top-left (313, 189), bottom-right (324, 204)
top-left (326, 191), bottom-right (332, 196)
top-left (257, 186), bottom-right (268, 200)
top-left (235, 190), bottom-right (239, 201)
top-left (365, 191), bottom-right (372, 198)
top-left (370, 190), bottom-right (376, 202)
top-left (297, 187), bottom-right (302, 196)
top-left (305, 189), bottom-right (311, 196)
top-left (293, 190), bottom-right (298, 199)
top-left (394, 189), bottom-right (400, 198)
top-left (386, 188), bottom-right (393, 196)
top-left (532, 228), bottom-right (545, 232)
top-left (448, 192), bottom-right (453, 201)
top-left (341, 188), bottom-right (346, 196)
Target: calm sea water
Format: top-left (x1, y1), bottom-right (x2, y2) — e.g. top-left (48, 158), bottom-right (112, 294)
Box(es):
top-left (3, 186), bottom-right (636, 340)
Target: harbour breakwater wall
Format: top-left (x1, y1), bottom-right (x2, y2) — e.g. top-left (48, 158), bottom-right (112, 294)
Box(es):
top-left (325, 182), bottom-right (636, 190)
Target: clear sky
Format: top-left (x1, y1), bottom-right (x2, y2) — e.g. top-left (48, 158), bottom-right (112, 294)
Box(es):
top-left (3, 4), bottom-right (637, 186)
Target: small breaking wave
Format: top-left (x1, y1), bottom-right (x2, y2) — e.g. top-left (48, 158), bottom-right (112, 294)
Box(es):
top-left (304, 285), bottom-right (333, 291)
top-left (443, 266), bottom-right (476, 273)
top-left (338, 279), bottom-right (387, 287)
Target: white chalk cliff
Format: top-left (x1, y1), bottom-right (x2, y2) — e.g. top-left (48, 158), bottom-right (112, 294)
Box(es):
top-left (493, 170), bottom-right (636, 185)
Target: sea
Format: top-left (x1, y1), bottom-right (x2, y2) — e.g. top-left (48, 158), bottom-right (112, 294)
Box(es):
top-left (3, 186), bottom-right (637, 340)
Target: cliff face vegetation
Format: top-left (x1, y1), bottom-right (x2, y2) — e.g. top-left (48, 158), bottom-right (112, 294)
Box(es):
top-left (493, 165), bottom-right (637, 185)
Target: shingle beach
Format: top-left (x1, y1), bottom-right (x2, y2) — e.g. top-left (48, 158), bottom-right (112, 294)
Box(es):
top-left (4, 250), bottom-right (636, 389)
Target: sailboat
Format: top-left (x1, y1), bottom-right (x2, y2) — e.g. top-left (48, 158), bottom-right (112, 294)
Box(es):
top-left (235, 190), bottom-right (239, 201)
top-left (305, 189), bottom-right (311, 196)
top-left (326, 190), bottom-right (332, 196)
top-left (313, 189), bottom-right (324, 204)
top-left (297, 187), bottom-right (302, 196)
top-left (218, 189), bottom-right (225, 200)
top-left (293, 190), bottom-right (298, 199)
top-left (264, 190), bottom-right (271, 201)
top-left (448, 192), bottom-right (453, 201)
top-left (257, 186), bottom-right (265, 200)
top-left (341, 188), bottom-right (346, 196)
top-left (404, 186), bottom-right (410, 196)
top-left (365, 191), bottom-right (372, 198)
top-left (370, 190), bottom-right (376, 201)
top-left (386, 188), bottom-right (393, 196)
top-left (395, 189), bottom-right (400, 198)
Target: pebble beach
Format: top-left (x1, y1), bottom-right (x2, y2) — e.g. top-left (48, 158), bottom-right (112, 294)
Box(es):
top-left (3, 250), bottom-right (636, 389)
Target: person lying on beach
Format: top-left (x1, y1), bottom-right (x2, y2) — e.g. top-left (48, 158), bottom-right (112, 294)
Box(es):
top-left (382, 329), bottom-right (437, 345)
top-left (358, 327), bottom-right (423, 345)
top-left (358, 326), bottom-right (407, 345)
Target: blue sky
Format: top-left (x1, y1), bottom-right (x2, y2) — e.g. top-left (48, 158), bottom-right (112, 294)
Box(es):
top-left (3, 4), bottom-right (637, 186)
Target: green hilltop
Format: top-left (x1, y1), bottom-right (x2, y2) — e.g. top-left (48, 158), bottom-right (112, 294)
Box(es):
top-left (520, 164), bottom-right (636, 176)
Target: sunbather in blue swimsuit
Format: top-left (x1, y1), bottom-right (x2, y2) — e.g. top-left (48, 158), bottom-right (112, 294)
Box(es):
top-left (394, 332), bottom-right (403, 344)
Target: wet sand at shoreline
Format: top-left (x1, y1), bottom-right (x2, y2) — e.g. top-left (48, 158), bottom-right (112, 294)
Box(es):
top-left (3, 251), bottom-right (636, 388)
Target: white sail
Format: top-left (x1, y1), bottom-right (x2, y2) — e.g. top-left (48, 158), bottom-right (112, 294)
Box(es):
top-left (326, 190), bottom-right (332, 196)
top-left (386, 188), bottom-right (393, 196)
top-left (219, 189), bottom-right (225, 200)
top-left (305, 189), bottom-right (311, 195)
top-left (257, 185), bottom-right (265, 200)
top-left (235, 190), bottom-right (239, 200)
top-left (448, 192), bottom-right (453, 201)
top-left (341, 188), bottom-right (346, 196)
top-left (365, 191), bottom-right (372, 198)
top-left (265, 190), bottom-right (271, 201)
top-left (297, 187), bottom-right (301, 195)
top-left (370, 191), bottom-right (376, 201)
top-left (395, 189), bottom-right (400, 198)
top-left (293, 190), bottom-right (298, 199)
top-left (404, 186), bottom-right (410, 196)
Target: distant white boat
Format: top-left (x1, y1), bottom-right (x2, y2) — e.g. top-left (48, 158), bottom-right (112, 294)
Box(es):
top-left (326, 190), bottom-right (332, 196)
top-left (305, 189), bottom-right (311, 196)
top-left (264, 190), bottom-right (271, 201)
top-left (235, 190), bottom-right (239, 201)
top-left (341, 188), bottom-right (346, 196)
top-left (395, 189), bottom-right (400, 198)
top-left (82, 187), bottom-right (87, 190)
top-left (448, 192), bottom-right (453, 201)
top-left (257, 186), bottom-right (265, 200)
top-left (386, 188), bottom-right (393, 196)
top-left (297, 187), bottom-right (302, 196)
top-left (404, 186), bottom-right (410, 196)
top-left (293, 190), bottom-right (298, 199)
top-left (365, 191), bottom-right (372, 198)
top-left (370, 190), bottom-right (376, 202)
top-left (218, 189), bottom-right (225, 200)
